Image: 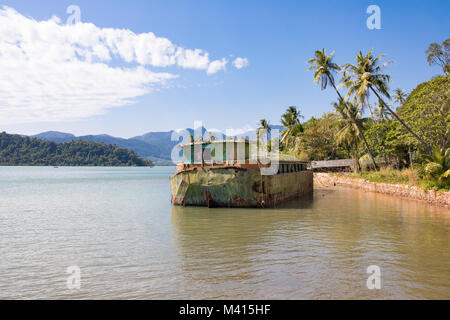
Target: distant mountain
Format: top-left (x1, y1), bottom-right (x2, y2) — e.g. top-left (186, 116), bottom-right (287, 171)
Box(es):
top-left (33, 131), bottom-right (75, 143)
top-left (30, 125), bottom-right (285, 166)
top-left (32, 131), bottom-right (173, 165)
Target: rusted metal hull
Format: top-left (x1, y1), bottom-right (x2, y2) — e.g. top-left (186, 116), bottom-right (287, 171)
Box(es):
top-left (170, 166), bottom-right (313, 208)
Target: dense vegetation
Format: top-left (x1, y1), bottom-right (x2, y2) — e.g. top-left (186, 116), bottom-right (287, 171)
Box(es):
top-left (258, 41), bottom-right (449, 190)
top-left (0, 132), bottom-right (153, 167)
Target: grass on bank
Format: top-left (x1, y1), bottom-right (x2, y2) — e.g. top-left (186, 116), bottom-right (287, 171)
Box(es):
top-left (335, 168), bottom-right (449, 192)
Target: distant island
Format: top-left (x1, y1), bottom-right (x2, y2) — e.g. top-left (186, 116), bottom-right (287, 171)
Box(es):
top-left (0, 132), bottom-right (153, 167)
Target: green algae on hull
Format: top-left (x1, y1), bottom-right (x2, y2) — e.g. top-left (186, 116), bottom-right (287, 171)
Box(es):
top-left (170, 167), bottom-right (313, 208)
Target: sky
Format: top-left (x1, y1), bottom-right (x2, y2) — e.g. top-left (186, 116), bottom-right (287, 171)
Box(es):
top-left (0, 0), bottom-right (448, 138)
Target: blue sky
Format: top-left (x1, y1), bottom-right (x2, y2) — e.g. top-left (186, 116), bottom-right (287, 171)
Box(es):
top-left (1, 0), bottom-right (449, 138)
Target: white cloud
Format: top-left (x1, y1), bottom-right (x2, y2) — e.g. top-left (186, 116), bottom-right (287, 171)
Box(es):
top-left (0, 6), bottom-right (245, 124)
top-left (232, 57), bottom-right (249, 69)
top-left (207, 58), bottom-right (228, 75)
top-left (225, 124), bottom-right (255, 137)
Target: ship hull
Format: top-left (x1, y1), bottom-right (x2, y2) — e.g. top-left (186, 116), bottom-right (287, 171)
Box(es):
top-left (170, 166), bottom-right (313, 208)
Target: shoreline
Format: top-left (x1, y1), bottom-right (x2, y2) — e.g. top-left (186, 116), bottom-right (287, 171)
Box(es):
top-left (314, 173), bottom-right (450, 208)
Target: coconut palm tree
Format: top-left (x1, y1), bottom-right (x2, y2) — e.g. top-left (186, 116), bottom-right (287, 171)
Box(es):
top-left (342, 50), bottom-right (432, 154)
top-left (307, 49), bottom-right (378, 170)
top-left (333, 100), bottom-right (364, 173)
top-left (372, 98), bottom-right (390, 121)
top-left (280, 106), bottom-right (303, 148)
top-left (393, 88), bottom-right (407, 105)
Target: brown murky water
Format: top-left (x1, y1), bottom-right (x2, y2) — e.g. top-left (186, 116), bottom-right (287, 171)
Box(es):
top-left (0, 167), bottom-right (448, 299)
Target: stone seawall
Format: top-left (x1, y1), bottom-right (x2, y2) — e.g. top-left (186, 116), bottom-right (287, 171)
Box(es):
top-left (314, 173), bottom-right (450, 208)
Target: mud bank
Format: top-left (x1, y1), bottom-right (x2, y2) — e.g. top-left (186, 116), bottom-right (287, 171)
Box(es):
top-left (314, 173), bottom-right (449, 208)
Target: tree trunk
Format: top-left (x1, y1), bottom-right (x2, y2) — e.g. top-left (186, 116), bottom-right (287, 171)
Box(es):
top-left (370, 88), bottom-right (433, 155)
top-left (353, 152), bottom-right (360, 174)
top-left (329, 77), bottom-right (379, 171)
top-left (408, 145), bottom-right (413, 167)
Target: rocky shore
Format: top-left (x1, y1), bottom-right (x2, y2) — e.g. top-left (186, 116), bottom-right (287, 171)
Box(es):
top-left (314, 173), bottom-right (450, 208)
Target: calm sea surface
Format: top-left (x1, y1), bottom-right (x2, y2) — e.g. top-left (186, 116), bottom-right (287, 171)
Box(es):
top-left (0, 166), bottom-right (448, 299)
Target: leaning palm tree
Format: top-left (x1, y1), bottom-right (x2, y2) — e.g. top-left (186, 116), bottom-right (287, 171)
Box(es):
top-left (393, 88), bottom-right (407, 105)
top-left (342, 50), bottom-right (432, 154)
top-left (307, 49), bottom-right (378, 170)
top-left (333, 100), bottom-right (364, 173)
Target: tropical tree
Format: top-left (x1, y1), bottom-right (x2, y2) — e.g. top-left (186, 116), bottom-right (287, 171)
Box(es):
top-left (372, 98), bottom-right (390, 121)
top-left (397, 76), bottom-right (449, 154)
top-left (333, 100), bottom-right (364, 173)
top-left (280, 106), bottom-right (303, 148)
top-left (393, 88), bottom-right (407, 105)
top-left (423, 147), bottom-right (450, 189)
top-left (257, 119), bottom-right (271, 152)
top-left (342, 49), bottom-right (432, 154)
top-left (425, 39), bottom-right (449, 75)
top-left (292, 113), bottom-right (342, 161)
top-left (258, 119), bottom-right (271, 134)
top-left (307, 49), bottom-right (378, 170)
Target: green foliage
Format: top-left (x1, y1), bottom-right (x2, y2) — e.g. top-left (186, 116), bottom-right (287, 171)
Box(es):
top-left (421, 146), bottom-right (450, 189)
top-left (290, 113), bottom-right (347, 161)
top-left (348, 168), bottom-right (414, 185)
top-left (364, 120), bottom-right (409, 164)
top-left (397, 76), bottom-right (450, 152)
top-left (280, 106), bottom-right (303, 148)
top-left (0, 132), bottom-right (153, 167)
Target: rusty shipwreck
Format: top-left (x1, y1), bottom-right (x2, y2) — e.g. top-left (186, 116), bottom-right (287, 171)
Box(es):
top-left (170, 139), bottom-right (313, 208)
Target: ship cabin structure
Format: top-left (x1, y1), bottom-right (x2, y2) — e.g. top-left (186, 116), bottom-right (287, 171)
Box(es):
top-left (176, 139), bottom-right (308, 174)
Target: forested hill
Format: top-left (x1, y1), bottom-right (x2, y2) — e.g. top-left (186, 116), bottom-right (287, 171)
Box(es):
top-left (0, 132), bottom-right (153, 167)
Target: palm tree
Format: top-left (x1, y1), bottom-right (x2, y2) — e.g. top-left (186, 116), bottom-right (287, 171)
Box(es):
top-left (333, 100), bottom-right (364, 173)
top-left (342, 50), bottom-right (432, 154)
top-left (258, 119), bottom-right (271, 133)
top-left (372, 98), bottom-right (389, 121)
top-left (393, 88), bottom-right (407, 105)
top-left (257, 119), bottom-right (271, 153)
top-left (307, 49), bottom-right (378, 170)
top-left (280, 106), bottom-right (303, 148)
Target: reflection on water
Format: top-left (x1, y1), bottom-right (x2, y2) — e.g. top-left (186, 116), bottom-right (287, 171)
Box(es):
top-left (171, 188), bottom-right (449, 299)
top-left (0, 167), bottom-right (448, 299)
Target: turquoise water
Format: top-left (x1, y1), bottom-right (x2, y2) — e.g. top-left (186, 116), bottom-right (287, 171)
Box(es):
top-left (0, 166), bottom-right (448, 299)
